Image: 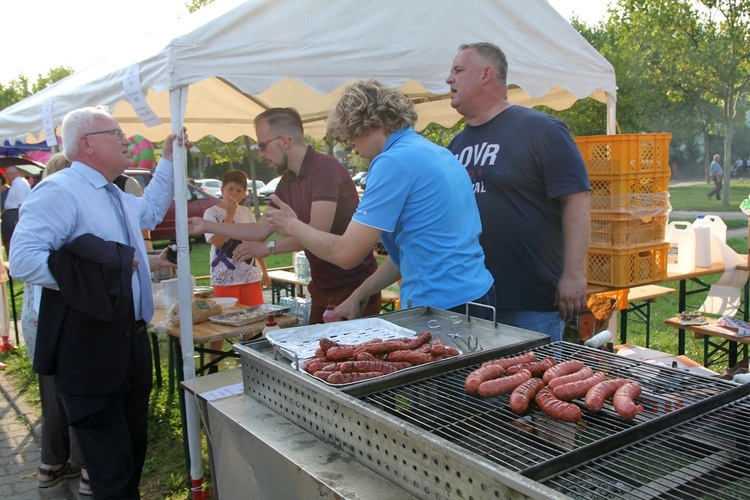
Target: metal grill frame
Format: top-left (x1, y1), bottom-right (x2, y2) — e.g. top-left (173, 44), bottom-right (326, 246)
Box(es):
top-left (238, 348), bottom-right (566, 499)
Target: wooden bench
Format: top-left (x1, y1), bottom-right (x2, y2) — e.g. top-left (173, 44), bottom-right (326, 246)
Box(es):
top-left (380, 289), bottom-right (400, 312)
top-left (619, 285), bottom-right (675, 347)
top-left (664, 316), bottom-right (750, 368)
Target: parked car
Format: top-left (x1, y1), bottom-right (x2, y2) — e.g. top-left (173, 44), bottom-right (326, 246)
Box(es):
top-left (194, 178), bottom-right (223, 198)
top-left (256, 177), bottom-right (282, 204)
top-left (352, 171), bottom-right (367, 186)
top-left (124, 169), bottom-right (220, 241)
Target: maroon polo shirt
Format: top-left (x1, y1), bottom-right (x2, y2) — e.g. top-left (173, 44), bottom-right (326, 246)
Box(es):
top-left (273, 146), bottom-right (377, 294)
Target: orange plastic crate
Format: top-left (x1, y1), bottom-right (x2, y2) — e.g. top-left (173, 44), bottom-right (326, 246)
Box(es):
top-left (589, 170), bottom-right (671, 212)
top-left (586, 243), bottom-right (669, 287)
top-left (590, 213), bottom-right (668, 249)
top-left (575, 133), bottom-right (672, 175)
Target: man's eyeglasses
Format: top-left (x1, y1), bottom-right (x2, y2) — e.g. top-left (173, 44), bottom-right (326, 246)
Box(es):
top-left (257, 136), bottom-right (284, 152)
top-left (85, 129), bottom-right (127, 140)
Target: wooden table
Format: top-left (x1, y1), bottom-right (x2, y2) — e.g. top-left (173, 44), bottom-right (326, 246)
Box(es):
top-left (588, 260), bottom-right (749, 355)
top-left (152, 306), bottom-right (297, 485)
top-left (664, 316), bottom-right (750, 368)
top-left (151, 305), bottom-right (298, 388)
top-left (267, 269), bottom-right (309, 303)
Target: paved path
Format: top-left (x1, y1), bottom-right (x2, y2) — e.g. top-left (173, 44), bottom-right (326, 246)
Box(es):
top-left (0, 364), bottom-right (79, 499)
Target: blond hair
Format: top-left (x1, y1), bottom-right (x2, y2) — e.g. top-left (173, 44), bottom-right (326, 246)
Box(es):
top-left (43, 152), bottom-right (72, 179)
top-left (326, 80), bottom-right (417, 142)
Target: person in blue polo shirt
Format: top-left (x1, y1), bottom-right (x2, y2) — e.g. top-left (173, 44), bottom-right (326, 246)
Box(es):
top-left (264, 79), bottom-right (495, 320)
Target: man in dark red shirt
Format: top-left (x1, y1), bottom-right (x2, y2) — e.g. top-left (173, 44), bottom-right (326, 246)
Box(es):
top-left (189, 108), bottom-right (380, 323)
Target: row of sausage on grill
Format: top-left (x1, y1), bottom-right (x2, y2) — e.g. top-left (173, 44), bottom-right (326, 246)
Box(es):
top-left (465, 351), bottom-right (643, 422)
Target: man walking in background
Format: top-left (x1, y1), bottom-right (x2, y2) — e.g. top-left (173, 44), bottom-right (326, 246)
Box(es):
top-left (708, 154), bottom-right (723, 200)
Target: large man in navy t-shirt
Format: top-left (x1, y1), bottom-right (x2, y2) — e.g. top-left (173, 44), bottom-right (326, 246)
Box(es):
top-left (446, 42), bottom-right (591, 342)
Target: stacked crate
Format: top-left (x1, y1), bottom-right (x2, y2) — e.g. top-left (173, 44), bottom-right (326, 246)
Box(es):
top-left (576, 133), bottom-right (672, 286)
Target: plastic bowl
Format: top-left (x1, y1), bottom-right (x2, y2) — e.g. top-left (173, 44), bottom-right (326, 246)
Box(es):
top-left (212, 297), bottom-right (238, 308)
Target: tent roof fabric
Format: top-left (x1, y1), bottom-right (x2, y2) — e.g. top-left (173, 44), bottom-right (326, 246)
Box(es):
top-left (0, 0), bottom-right (616, 143)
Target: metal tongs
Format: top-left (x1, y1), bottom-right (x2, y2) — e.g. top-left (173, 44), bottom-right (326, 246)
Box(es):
top-left (427, 316), bottom-right (480, 352)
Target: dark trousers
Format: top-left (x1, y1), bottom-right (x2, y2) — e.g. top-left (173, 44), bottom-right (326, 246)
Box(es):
top-left (39, 373), bottom-right (84, 467)
top-left (66, 322), bottom-right (152, 500)
top-left (708, 175), bottom-right (723, 199)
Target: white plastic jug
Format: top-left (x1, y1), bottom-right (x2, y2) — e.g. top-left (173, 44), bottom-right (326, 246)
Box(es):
top-left (703, 215), bottom-right (727, 264)
top-left (692, 215), bottom-right (711, 268)
top-left (666, 221), bottom-right (695, 274)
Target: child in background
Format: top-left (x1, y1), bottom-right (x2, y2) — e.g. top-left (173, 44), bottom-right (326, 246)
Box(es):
top-left (204, 169), bottom-right (270, 304)
top-left (204, 170), bottom-right (269, 370)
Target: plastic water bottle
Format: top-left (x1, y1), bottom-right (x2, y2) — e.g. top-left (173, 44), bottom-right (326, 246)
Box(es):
top-left (322, 298), bottom-right (338, 323)
top-left (693, 215), bottom-right (711, 268)
top-left (294, 251), bottom-right (311, 282)
top-left (584, 330), bottom-right (613, 349)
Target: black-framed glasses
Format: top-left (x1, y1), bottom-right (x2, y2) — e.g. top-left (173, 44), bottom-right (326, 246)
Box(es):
top-left (257, 136), bottom-right (284, 152)
top-left (85, 129), bottom-right (127, 140)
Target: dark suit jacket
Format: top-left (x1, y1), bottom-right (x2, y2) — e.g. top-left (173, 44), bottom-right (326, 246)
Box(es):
top-left (34, 233), bottom-right (137, 396)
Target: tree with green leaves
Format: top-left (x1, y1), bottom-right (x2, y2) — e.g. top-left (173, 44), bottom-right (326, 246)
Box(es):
top-left (614, 0), bottom-right (750, 206)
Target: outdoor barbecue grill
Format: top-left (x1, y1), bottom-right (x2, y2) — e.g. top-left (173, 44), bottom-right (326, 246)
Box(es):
top-left (229, 307), bottom-right (750, 499)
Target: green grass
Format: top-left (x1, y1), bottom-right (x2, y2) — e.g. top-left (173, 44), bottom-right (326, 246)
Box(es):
top-left (668, 179), bottom-right (750, 212)
top-left (3, 185), bottom-right (747, 497)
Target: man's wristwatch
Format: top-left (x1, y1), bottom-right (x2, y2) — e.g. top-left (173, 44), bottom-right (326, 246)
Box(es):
top-left (267, 240), bottom-right (277, 255)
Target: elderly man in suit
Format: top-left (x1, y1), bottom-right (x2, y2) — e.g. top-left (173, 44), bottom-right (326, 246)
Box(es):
top-left (9, 106), bottom-right (189, 499)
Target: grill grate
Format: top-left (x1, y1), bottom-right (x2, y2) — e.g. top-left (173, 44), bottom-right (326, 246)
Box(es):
top-left (357, 343), bottom-right (741, 477)
top-left (542, 394), bottom-right (750, 499)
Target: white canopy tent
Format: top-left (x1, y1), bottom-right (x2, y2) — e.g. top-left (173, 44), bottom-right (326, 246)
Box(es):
top-left (0, 0), bottom-right (616, 494)
top-left (0, 0), bottom-right (616, 144)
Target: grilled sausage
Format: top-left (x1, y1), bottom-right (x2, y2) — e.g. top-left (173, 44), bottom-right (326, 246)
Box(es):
top-left (325, 346), bottom-right (356, 361)
top-left (552, 371), bottom-right (606, 401)
top-left (547, 366), bottom-right (594, 390)
top-left (340, 360), bottom-right (399, 374)
top-left (328, 371), bottom-right (386, 384)
top-left (465, 364), bottom-right (506, 395)
top-left (477, 369), bottom-right (532, 398)
top-left (542, 360), bottom-right (587, 384)
top-left (509, 377), bottom-right (545, 414)
top-left (613, 382), bottom-right (644, 420)
top-left (429, 339), bottom-right (446, 356)
top-left (302, 357), bottom-right (329, 374)
top-left (406, 331), bottom-right (432, 350)
top-left (319, 337), bottom-right (337, 353)
top-left (384, 350), bottom-right (434, 365)
top-left (354, 339), bottom-right (410, 357)
top-left (505, 356), bottom-right (557, 377)
top-left (312, 370), bottom-right (335, 381)
top-left (584, 378), bottom-right (631, 412)
top-left (535, 388), bottom-right (583, 423)
top-left (444, 347), bottom-right (460, 357)
top-left (481, 352), bottom-right (536, 370)
top-left (356, 351), bottom-right (379, 362)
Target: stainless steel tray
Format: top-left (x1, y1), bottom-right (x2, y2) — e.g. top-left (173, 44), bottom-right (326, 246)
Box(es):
top-left (266, 317), bottom-right (417, 366)
top-left (209, 304), bottom-right (290, 326)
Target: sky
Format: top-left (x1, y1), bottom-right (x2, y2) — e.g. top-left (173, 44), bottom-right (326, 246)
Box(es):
top-left (1, 0), bottom-right (611, 86)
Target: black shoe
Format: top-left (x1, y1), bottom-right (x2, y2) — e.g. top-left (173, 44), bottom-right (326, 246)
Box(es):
top-left (707, 193), bottom-right (712, 200)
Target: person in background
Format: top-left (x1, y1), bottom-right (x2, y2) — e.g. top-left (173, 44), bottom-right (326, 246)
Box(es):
top-left (0, 172), bottom-right (9, 213)
top-left (188, 108), bottom-right (381, 324)
top-left (21, 153), bottom-right (89, 495)
top-left (9, 106), bottom-right (188, 499)
top-left (445, 42), bottom-right (591, 342)
top-left (203, 170), bottom-right (269, 369)
top-left (263, 80), bottom-right (495, 320)
top-left (114, 173), bottom-right (154, 251)
top-left (2, 165), bottom-right (32, 251)
top-left (708, 154), bottom-right (723, 200)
